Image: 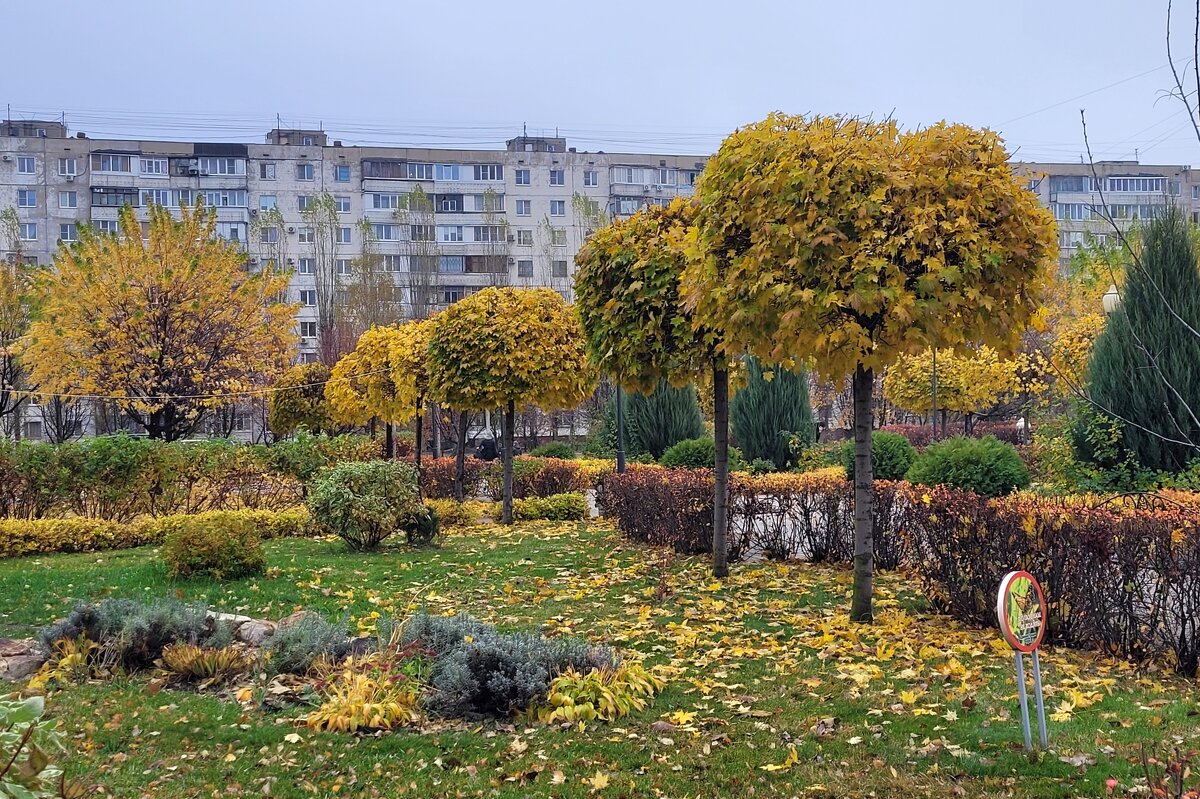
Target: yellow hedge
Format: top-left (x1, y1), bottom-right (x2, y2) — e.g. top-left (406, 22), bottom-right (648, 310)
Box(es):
top-left (0, 507), bottom-right (317, 560)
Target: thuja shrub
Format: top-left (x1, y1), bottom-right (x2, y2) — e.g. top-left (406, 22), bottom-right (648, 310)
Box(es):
top-left (307, 460), bottom-right (421, 551)
top-left (160, 512), bottom-right (267, 580)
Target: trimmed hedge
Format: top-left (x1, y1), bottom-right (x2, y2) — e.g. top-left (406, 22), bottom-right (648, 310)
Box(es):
top-left (420, 455), bottom-right (608, 501)
top-left (512, 493), bottom-right (589, 521)
top-left (597, 467), bottom-right (1200, 676)
top-left (161, 512), bottom-right (267, 580)
top-left (0, 507), bottom-right (317, 560)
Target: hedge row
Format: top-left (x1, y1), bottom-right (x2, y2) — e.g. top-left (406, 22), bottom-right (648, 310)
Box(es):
top-left (419, 456), bottom-right (612, 500)
top-left (0, 507), bottom-right (316, 559)
top-left (596, 467), bottom-right (1200, 676)
top-left (879, 421), bottom-right (1021, 448)
top-left (0, 434), bottom-right (381, 522)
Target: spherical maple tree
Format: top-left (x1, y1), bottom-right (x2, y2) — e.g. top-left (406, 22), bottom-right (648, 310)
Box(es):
top-left (427, 287), bottom-right (594, 523)
top-left (686, 113), bottom-right (1058, 620)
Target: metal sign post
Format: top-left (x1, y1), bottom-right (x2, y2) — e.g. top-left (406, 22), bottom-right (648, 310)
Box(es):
top-left (997, 570), bottom-right (1049, 750)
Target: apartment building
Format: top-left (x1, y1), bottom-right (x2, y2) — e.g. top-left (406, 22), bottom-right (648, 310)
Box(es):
top-left (0, 118), bottom-right (705, 439)
top-left (1013, 160), bottom-right (1200, 266)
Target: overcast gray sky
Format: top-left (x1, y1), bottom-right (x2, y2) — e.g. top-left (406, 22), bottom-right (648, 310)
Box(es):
top-left (4, 0), bottom-right (1198, 165)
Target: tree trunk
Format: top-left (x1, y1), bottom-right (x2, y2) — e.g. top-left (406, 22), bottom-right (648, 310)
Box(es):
top-left (385, 422), bottom-right (394, 459)
top-left (712, 361), bottom-right (730, 579)
top-left (850, 364), bottom-right (875, 623)
top-left (502, 399), bottom-right (515, 525)
top-left (432, 403), bottom-right (442, 458)
top-left (454, 410), bottom-right (468, 502)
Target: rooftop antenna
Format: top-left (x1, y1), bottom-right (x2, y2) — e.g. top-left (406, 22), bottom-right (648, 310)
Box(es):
top-left (523, 121), bottom-right (527, 137)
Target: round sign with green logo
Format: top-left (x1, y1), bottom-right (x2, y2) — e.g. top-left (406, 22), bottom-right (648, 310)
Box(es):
top-left (996, 570), bottom-right (1046, 653)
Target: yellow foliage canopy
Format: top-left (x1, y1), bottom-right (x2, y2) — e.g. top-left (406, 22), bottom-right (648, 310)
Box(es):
top-left (21, 203), bottom-right (296, 440)
top-left (427, 287), bottom-right (595, 412)
top-left (326, 319), bottom-right (433, 426)
top-left (884, 346), bottom-right (1020, 416)
top-left (685, 114), bottom-right (1059, 380)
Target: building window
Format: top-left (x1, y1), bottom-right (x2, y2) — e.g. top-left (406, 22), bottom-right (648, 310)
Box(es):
top-left (298, 226), bottom-right (315, 244)
top-left (337, 227), bottom-right (352, 244)
top-left (410, 224), bottom-right (434, 241)
top-left (259, 194), bottom-right (277, 210)
top-left (515, 169), bottom-right (531, 186)
top-left (517, 259), bottom-right (534, 277)
top-left (298, 195), bottom-right (313, 212)
top-left (18, 223), bottom-right (36, 240)
top-left (297, 257), bottom-right (315, 274)
top-left (58, 158), bottom-right (77, 176)
top-left (436, 164), bottom-right (460, 181)
top-left (384, 255), bottom-right (404, 272)
top-left (550, 200), bottom-right (566, 217)
top-left (549, 169), bottom-right (565, 186)
top-left (59, 223), bottom-right (77, 242)
top-left (198, 157), bottom-right (244, 175)
top-left (141, 189), bottom-right (170, 207)
top-left (201, 190), bottom-right (248, 207)
top-left (260, 226), bottom-right (279, 244)
top-left (300, 321), bottom-right (318, 338)
top-left (59, 191), bottom-right (77, 209)
top-left (91, 154), bottom-right (132, 172)
top-left (438, 225), bottom-right (463, 243)
top-left (516, 229), bottom-right (533, 246)
top-left (442, 286), bottom-right (465, 304)
top-left (333, 164), bottom-right (351, 182)
top-left (550, 228), bottom-right (567, 246)
top-left (473, 164), bottom-right (503, 181)
top-left (612, 166), bottom-right (643, 184)
top-left (439, 255), bottom-right (465, 273)
top-left (405, 162), bottom-right (433, 180)
top-left (619, 198), bottom-right (639, 215)
top-left (16, 156), bottom-right (36, 174)
top-left (471, 193), bottom-right (504, 212)
top-left (583, 170), bottom-right (598, 187)
top-left (516, 199), bottom-right (531, 216)
top-left (1051, 202), bottom-right (1091, 221)
top-left (94, 220), bottom-right (119, 234)
top-left (372, 224), bottom-right (399, 240)
top-left (17, 190), bottom-right (36, 208)
top-left (216, 222), bottom-right (244, 242)
top-left (300, 290), bottom-right (317, 306)
top-left (441, 196), bottom-right (460, 212)
top-left (302, 135), bottom-right (315, 146)
top-left (552, 260), bottom-right (568, 278)
top-left (371, 193), bottom-right (404, 210)
top-left (337, 258), bottom-right (353, 275)
top-left (657, 168), bottom-right (676, 185)
top-left (296, 163), bottom-right (314, 181)
top-left (140, 157), bottom-right (168, 176)
top-left (259, 162), bottom-right (277, 180)
top-left (473, 225), bottom-right (504, 243)
top-left (335, 195), bottom-right (351, 213)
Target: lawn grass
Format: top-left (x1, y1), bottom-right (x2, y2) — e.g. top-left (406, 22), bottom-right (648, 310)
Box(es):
top-left (1, 521), bottom-right (1196, 798)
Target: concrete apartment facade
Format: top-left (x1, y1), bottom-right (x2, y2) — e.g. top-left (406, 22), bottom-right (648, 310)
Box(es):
top-left (3, 117), bottom-right (1200, 440)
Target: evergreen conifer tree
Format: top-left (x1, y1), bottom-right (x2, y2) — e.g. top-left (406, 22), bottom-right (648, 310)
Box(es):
top-left (731, 356), bottom-right (816, 469)
top-left (628, 379), bottom-right (704, 459)
top-left (1088, 206), bottom-right (1200, 472)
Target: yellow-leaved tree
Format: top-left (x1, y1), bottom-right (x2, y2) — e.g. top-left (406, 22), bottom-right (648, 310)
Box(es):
top-left (428, 287), bottom-right (594, 523)
top-left (686, 114), bottom-right (1058, 621)
top-left (326, 318), bottom-right (435, 468)
top-left (884, 346), bottom-right (1021, 433)
top-left (22, 203), bottom-right (296, 440)
top-left (268, 362), bottom-right (336, 438)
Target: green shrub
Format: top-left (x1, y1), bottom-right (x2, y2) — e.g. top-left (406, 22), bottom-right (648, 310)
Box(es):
top-left (748, 458), bottom-right (776, 475)
top-left (265, 613), bottom-right (349, 675)
top-left (306, 460), bottom-right (421, 551)
top-left (659, 437), bottom-right (745, 471)
top-left (40, 598), bottom-right (216, 670)
top-left (160, 512), bottom-right (267, 580)
top-left (528, 442), bottom-right (576, 459)
top-left (840, 431), bottom-right (916, 481)
top-left (267, 432), bottom-right (380, 485)
top-left (512, 492), bottom-right (589, 521)
top-left (792, 441), bottom-right (842, 472)
top-left (401, 504), bottom-right (440, 546)
top-left (906, 435), bottom-right (1031, 497)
